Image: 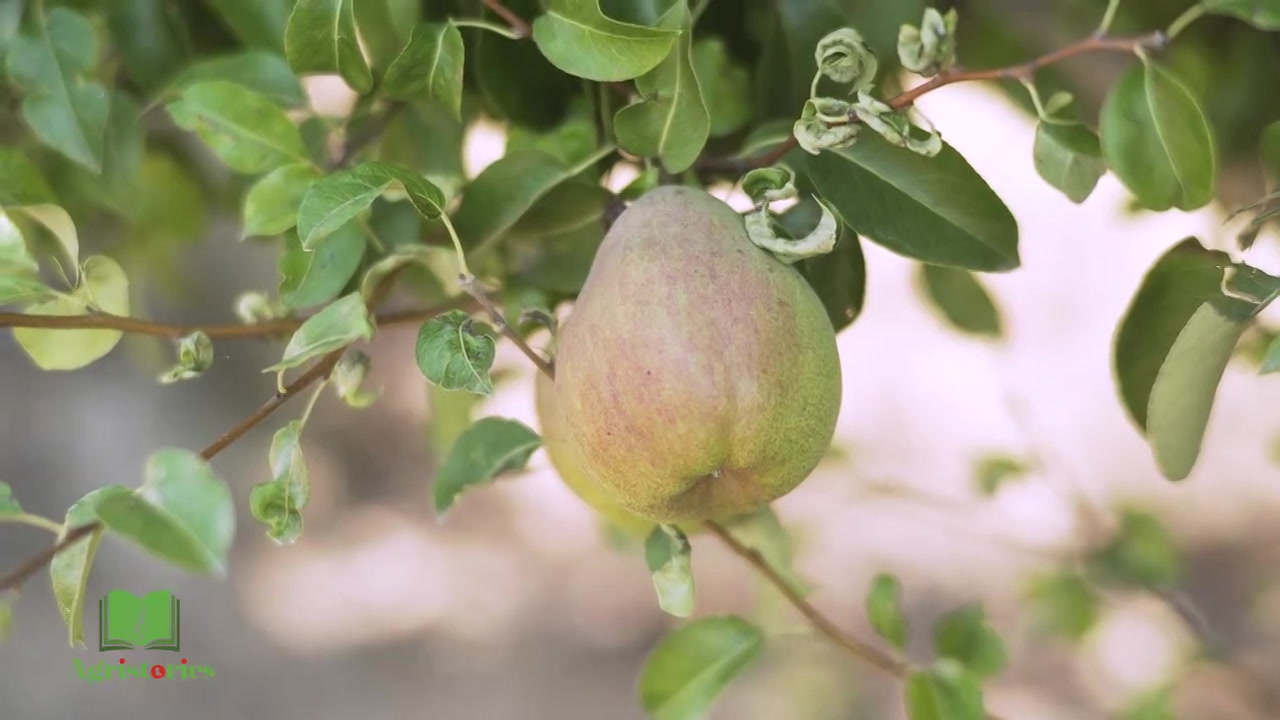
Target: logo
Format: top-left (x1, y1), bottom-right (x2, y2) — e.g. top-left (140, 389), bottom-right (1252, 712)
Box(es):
top-left (72, 588), bottom-right (215, 684)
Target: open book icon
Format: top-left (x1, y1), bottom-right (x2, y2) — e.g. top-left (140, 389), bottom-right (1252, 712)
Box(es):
top-left (98, 590), bottom-right (181, 651)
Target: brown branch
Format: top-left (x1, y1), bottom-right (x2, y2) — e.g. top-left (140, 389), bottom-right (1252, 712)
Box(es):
top-left (460, 276), bottom-right (555, 380)
top-left (705, 520), bottom-right (1007, 720)
top-left (0, 296), bottom-right (477, 340)
top-left (701, 30), bottom-right (1166, 174)
top-left (0, 522), bottom-right (99, 593)
top-left (482, 0), bottom-right (533, 38)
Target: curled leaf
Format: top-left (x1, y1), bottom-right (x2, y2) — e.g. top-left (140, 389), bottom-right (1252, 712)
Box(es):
top-left (333, 349), bottom-right (379, 408)
top-left (852, 92), bottom-right (942, 157)
top-left (158, 331), bottom-right (214, 384)
top-left (745, 198), bottom-right (840, 264)
top-left (812, 28), bottom-right (878, 94)
top-left (794, 98), bottom-right (860, 155)
top-left (898, 7), bottom-right (958, 78)
top-left (234, 291), bottom-right (284, 324)
top-left (645, 524), bottom-right (695, 618)
top-left (741, 166), bottom-right (797, 205)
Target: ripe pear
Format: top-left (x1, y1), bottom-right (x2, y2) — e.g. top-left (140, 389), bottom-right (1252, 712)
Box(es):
top-left (534, 369), bottom-right (661, 538)
top-left (552, 185), bottom-right (842, 524)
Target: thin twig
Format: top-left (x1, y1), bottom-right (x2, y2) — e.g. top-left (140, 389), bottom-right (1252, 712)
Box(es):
top-left (481, 0), bottom-right (533, 38)
top-left (0, 297), bottom-right (477, 340)
top-left (460, 276), bottom-right (555, 380)
top-left (0, 522), bottom-right (98, 592)
top-left (701, 30), bottom-right (1166, 173)
top-left (705, 520), bottom-right (1008, 720)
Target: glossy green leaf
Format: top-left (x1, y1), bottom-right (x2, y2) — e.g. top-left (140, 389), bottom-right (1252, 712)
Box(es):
top-left (283, 0), bottom-right (372, 93)
top-left (614, 3), bottom-right (708, 173)
top-left (1203, 0), bottom-right (1280, 30)
top-left (918, 264), bottom-right (1003, 339)
top-left (645, 524), bottom-right (696, 618)
top-left (690, 37), bottom-right (751, 138)
top-left (532, 0), bottom-right (680, 82)
top-left (433, 417), bottom-right (541, 514)
top-left (933, 606), bottom-right (1007, 680)
top-left (166, 81), bottom-right (306, 174)
top-left (450, 146), bottom-right (614, 255)
top-left (1088, 509), bottom-right (1181, 589)
top-left (866, 573), bottom-right (909, 651)
top-left (1033, 121), bottom-right (1105, 204)
top-left (904, 661), bottom-right (986, 720)
top-left (415, 310), bottom-right (497, 396)
top-left (243, 163), bottom-right (322, 238)
top-left (1113, 238), bottom-right (1278, 479)
top-left (5, 7), bottom-right (109, 172)
top-left (384, 22), bottom-right (465, 120)
top-left (1025, 570), bottom-right (1099, 640)
top-left (250, 420), bottom-right (309, 544)
top-left (1100, 60), bottom-right (1216, 212)
top-left (105, 0), bottom-right (190, 93)
top-left (13, 255), bottom-right (130, 371)
top-left (204, 0), bottom-right (293, 51)
top-left (638, 616), bottom-right (764, 720)
top-left (265, 292), bottom-right (375, 373)
top-left (51, 486), bottom-right (123, 646)
top-left (973, 454), bottom-right (1030, 496)
top-left (95, 449), bottom-right (235, 574)
top-left (297, 161), bottom-right (445, 249)
top-left (169, 51), bottom-right (308, 108)
top-left (353, 0), bottom-right (419, 73)
top-left (278, 225), bottom-right (366, 309)
top-left (802, 133), bottom-right (1020, 272)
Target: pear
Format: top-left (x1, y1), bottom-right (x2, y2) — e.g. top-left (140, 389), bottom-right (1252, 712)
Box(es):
top-left (552, 185), bottom-right (842, 524)
top-left (534, 369), bottom-right (661, 538)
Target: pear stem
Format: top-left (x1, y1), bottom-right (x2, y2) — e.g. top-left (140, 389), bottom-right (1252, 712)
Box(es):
top-left (704, 519), bottom-right (1009, 720)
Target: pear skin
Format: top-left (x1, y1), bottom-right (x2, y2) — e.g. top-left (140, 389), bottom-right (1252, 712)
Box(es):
top-left (553, 186), bottom-right (842, 524)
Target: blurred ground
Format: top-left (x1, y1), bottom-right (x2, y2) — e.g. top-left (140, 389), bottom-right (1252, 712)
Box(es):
top-left (2, 72), bottom-right (1280, 720)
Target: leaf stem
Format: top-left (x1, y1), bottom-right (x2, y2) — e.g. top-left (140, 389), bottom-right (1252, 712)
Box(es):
top-left (1096, 0), bottom-right (1122, 36)
top-left (459, 275), bottom-right (556, 380)
top-left (451, 18), bottom-right (523, 40)
top-left (705, 520), bottom-right (1009, 720)
top-left (480, 0), bottom-right (532, 38)
top-left (1165, 1), bottom-right (1207, 40)
top-left (0, 513), bottom-right (65, 535)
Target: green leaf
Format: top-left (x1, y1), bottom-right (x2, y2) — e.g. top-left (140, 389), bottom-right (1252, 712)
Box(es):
top-left (775, 197), bottom-right (866, 333)
top-left (0, 210), bottom-right (39, 276)
top-left (265, 292), bottom-right (375, 373)
top-left (250, 420), bottom-right (309, 544)
top-left (690, 37), bottom-right (751, 138)
top-left (13, 255), bottom-right (130, 371)
top-left (383, 21), bottom-right (465, 120)
top-left (917, 263), bottom-right (1003, 339)
top-left (278, 224), bottom-right (366, 309)
top-left (614, 2), bottom-right (708, 173)
top-left (1033, 121), bottom-right (1106, 204)
top-left (1025, 570), bottom-right (1100, 640)
top-left (73, 92), bottom-right (146, 215)
top-left (1088, 509), bottom-right (1181, 589)
top-left (243, 162), bottom-right (322, 238)
top-left (433, 417), bottom-right (541, 514)
top-left (169, 51), bottom-right (308, 108)
top-left (506, 95), bottom-right (601, 166)
top-left (1099, 60), bottom-right (1216, 212)
top-left (973, 454), bottom-right (1030, 496)
top-left (332, 349), bottom-right (379, 408)
top-left (0, 274), bottom-right (57, 306)
top-left (283, 0), bottom-right (372, 93)
top-left (427, 382), bottom-right (481, 456)
top-left (378, 102), bottom-right (466, 201)
top-left (352, 0), bottom-right (419, 73)
top-left (5, 7), bottom-right (110, 172)
top-left (904, 661), bottom-right (986, 720)
top-left (157, 330), bottom-right (214, 384)
top-left (933, 606), bottom-right (1007, 680)
top-left (506, 180), bottom-right (609, 294)
top-left (0, 148), bottom-right (55, 207)
top-left (95, 449), bottom-right (235, 574)
top-left (359, 244), bottom-right (452, 301)
top-left (166, 81), bottom-right (306, 174)
top-left (297, 161), bottom-right (445, 249)
top-left (638, 616), bottom-right (764, 720)
top-left (645, 524), bottom-right (696, 618)
top-left (1203, 0), bottom-right (1280, 30)
top-left (203, 0), bottom-right (293, 52)
top-left (7, 204), bottom-right (80, 283)
top-left (532, 0), bottom-right (681, 82)
top-left (51, 486), bottom-right (123, 646)
top-left (474, 0), bottom-right (579, 129)
top-left (450, 146), bottom-right (614, 255)
top-left (866, 573), bottom-right (909, 651)
top-left (0, 482), bottom-right (20, 515)
top-left (415, 310), bottom-right (498, 396)
top-left (105, 0), bottom-right (190, 93)
top-left (1113, 238), bottom-right (1277, 479)
top-left (801, 133), bottom-right (1020, 272)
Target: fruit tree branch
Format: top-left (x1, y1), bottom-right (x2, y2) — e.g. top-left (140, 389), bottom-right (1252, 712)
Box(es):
top-left (705, 520), bottom-right (1008, 720)
top-left (481, 0), bottom-right (533, 38)
top-left (701, 30), bottom-right (1167, 173)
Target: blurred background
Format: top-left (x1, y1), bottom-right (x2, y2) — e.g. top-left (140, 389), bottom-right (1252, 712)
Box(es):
top-left (3, 1), bottom-right (1280, 719)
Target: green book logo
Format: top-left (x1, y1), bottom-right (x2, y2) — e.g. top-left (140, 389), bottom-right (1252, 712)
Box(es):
top-left (98, 589), bottom-right (181, 652)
